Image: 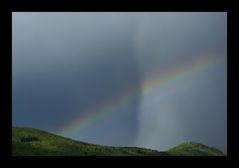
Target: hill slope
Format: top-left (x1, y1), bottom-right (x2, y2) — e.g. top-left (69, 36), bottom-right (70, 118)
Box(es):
top-left (12, 127), bottom-right (225, 156)
top-left (167, 142), bottom-right (225, 156)
top-left (12, 127), bottom-right (165, 156)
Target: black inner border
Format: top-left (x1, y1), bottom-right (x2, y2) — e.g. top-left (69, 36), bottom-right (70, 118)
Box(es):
top-left (0, 0), bottom-right (238, 163)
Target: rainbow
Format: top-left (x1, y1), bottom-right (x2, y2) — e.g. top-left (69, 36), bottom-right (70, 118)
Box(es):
top-left (56, 54), bottom-right (225, 137)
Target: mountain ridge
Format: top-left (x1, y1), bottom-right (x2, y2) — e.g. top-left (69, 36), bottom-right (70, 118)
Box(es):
top-left (12, 127), bottom-right (225, 156)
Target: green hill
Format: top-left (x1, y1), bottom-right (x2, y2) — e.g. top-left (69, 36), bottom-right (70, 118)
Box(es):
top-left (167, 142), bottom-right (225, 156)
top-left (12, 127), bottom-right (225, 156)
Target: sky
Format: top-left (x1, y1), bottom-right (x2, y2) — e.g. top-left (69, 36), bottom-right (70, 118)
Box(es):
top-left (12, 12), bottom-right (227, 153)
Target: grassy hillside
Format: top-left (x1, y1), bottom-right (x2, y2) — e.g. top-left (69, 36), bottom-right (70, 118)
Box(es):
top-left (167, 142), bottom-right (225, 156)
top-left (12, 127), bottom-right (225, 156)
top-left (12, 127), bottom-right (166, 156)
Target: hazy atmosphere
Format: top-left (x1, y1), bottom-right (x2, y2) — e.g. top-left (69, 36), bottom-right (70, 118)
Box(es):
top-left (12, 12), bottom-right (227, 153)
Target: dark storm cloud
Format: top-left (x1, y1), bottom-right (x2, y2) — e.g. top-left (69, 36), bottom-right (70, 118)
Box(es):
top-left (134, 12), bottom-right (226, 76)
